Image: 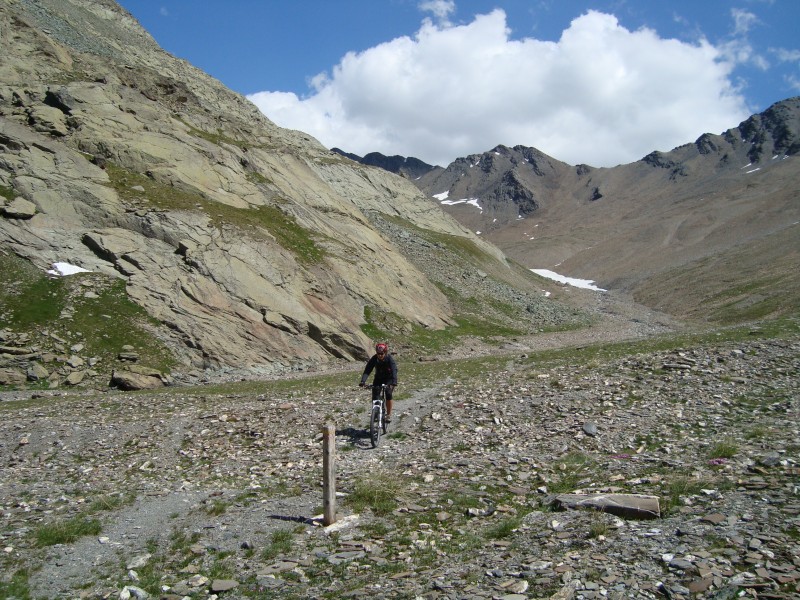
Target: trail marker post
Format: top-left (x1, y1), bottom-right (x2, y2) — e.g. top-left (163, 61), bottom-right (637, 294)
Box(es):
top-left (321, 422), bottom-right (336, 525)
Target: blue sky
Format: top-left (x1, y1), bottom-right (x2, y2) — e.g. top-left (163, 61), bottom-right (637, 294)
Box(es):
top-left (117, 0), bottom-right (800, 167)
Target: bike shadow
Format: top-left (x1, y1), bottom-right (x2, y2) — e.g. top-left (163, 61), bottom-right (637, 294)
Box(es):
top-left (337, 426), bottom-right (374, 449)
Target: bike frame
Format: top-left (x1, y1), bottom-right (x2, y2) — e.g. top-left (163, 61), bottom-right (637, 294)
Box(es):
top-left (372, 384), bottom-right (386, 416)
top-left (367, 383), bottom-right (388, 447)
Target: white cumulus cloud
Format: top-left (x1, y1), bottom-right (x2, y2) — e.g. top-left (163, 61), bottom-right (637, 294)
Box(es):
top-left (247, 9), bottom-right (750, 168)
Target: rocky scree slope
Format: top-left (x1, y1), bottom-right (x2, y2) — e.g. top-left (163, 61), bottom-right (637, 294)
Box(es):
top-left (0, 0), bottom-right (571, 385)
top-left (0, 326), bottom-right (797, 599)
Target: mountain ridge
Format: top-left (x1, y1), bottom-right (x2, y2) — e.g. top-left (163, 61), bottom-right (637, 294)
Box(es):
top-left (330, 147), bottom-right (439, 180)
top-left (337, 97), bottom-right (800, 324)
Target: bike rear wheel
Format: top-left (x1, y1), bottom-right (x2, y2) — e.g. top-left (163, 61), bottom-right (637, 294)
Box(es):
top-left (370, 405), bottom-right (382, 448)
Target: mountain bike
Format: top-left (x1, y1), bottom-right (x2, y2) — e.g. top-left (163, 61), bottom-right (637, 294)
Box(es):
top-left (364, 383), bottom-right (389, 448)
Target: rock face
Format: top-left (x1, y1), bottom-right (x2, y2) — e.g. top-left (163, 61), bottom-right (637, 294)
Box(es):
top-left (0, 0), bottom-right (523, 376)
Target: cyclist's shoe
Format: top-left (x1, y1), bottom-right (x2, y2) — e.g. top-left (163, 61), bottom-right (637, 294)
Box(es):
top-left (385, 415), bottom-right (392, 424)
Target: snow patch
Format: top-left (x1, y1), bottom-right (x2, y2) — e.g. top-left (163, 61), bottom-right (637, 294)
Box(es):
top-left (47, 262), bottom-right (92, 276)
top-left (531, 268), bottom-right (606, 292)
top-left (440, 197), bottom-right (482, 211)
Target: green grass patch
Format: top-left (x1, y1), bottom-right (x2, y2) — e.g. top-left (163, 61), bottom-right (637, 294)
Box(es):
top-left (345, 472), bottom-right (402, 517)
top-left (0, 252), bottom-right (65, 326)
top-left (204, 499), bottom-right (229, 516)
top-left (34, 515), bottom-right (102, 546)
top-left (256, 205), bottom-right (326, 266)
top-left (360, 305), bottom-right (389, 342)
top-left (0, 569), bottom-right (31, 600)
top-left (104, 162), bottom-right (326, 266)
top-left (705, 277), bottom-right (795, 324)
top-left (784, 524), bottom-right (800, 541)
top-left (588, 516), bottom-right (610, 539)
top-left (0, 183), bottom-right (15, 201)
top-left (361, 301), bottom-right (523, 358)
top-left (261, 529), bottom-right (293, 561)
top-left (207, 551), bottom-right (235, 579)
top-left (707, 439), bottom-right (738, 459)
top-left (86, 493), bottom-right (136, 514)
top-left (122, 539), bottom-right (165, 594)
top-left (412, 312), bottom-right (521, 354)
top-left (662, 476), bottom-right (715, 515)
top-left (384, 215), bottom-right (499, 266)
top-left (33, 494), bottom-right (136, 546)
top-left (632, 433), bottom-right (660, 452)
top-left (169, 529), bottom-right (202, 554)
top-left (745, 426), bottom-right (769, 440)
top-left (176, 118), bottom-right (250, 150)
top-left (440, 488), bottom-right (483, 512)
top-left (484, 516), bottom-right (521, 540)
top-left (547, 452), bottom-right (596, 494)
top-left (0, 252), bottom-right (177, 378)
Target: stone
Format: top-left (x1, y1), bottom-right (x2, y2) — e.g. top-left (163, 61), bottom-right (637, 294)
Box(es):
top-left (211, 579), bottom-right (239, 592)
top-left (126, 554), bottom-right (151, 570)
top-left (2, 197), bottom-right (37, 219)
top-left (119, 586), bottom-right (148, 600)
top-left (0, 368), bottom-right (26, 385)
top-left (0, 345), bottom-right (35, 355)
top-left (186, 574), bottom-right (209, 587)
top-left (701, 513), bottom-right (726, 525)
top-left (110, 367), bottom-right (165, 390)
top-left (259, 561), bottom-right (298, 575)
top-left (26, 363), bottom-right (50, 381)
top-left (550, 493), bottom-right (661, 519)
top-left (64, 370), bottom-right (85, 385)
top-left (328, 551), bottom-right (366, 564)
top-left (27, 104), bottom-right (69, 136)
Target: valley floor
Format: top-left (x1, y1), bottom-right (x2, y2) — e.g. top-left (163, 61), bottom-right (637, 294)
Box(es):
top-left (0, 302), bottom-right (798, 599)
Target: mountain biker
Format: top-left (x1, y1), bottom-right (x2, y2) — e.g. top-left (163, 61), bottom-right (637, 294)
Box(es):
top-left (359, 342), bottom-right (397, 423)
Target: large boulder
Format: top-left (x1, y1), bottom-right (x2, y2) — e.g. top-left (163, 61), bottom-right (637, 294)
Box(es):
top-left (111, 366), bottom-right (166, 391)
top-left (0, 368), bottom-right (27, 386)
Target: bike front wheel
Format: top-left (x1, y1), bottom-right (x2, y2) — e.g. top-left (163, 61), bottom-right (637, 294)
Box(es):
top-left (370, 405), bottom-right (382, 448)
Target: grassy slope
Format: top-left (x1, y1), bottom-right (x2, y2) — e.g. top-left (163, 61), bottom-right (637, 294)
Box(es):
top-left (0, 251), bottom-right (176, 378)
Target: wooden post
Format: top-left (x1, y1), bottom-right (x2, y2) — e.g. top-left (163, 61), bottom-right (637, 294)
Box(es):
top-left (321, 422), bottom-right (336, 526)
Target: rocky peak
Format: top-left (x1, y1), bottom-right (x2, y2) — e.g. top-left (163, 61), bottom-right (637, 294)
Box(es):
top-left (737, 96), bottom-right (800, 162)
top-left (330, 148), bottom-right (438, 179)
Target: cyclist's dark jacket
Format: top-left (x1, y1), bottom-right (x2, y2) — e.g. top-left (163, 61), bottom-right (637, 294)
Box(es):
top-left (360, 353), bottom-right (398, 386)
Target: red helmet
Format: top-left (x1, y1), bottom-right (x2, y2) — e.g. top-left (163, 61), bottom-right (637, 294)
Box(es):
top-left (375, 342), bottom-right (388, 354)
